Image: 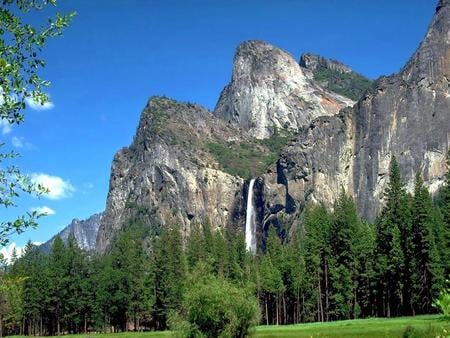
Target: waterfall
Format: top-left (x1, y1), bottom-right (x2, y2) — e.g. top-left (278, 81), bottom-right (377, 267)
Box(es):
top-left (245, 178), bottom-right (256, 254)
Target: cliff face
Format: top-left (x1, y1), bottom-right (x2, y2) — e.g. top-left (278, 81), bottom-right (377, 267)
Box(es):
top-left (96, 43), bottom-right (354, 253)
top-left (353, 0), bottom-right (450, 219)
top-left (96, 1), bottom-right (449, 253)
top-left (96, 98), bottom-right (245, 253)
top-left (262, 0), bottom-right (450, 228)
top-left (263, 110), bottom-right (355, 232)
top-left (41, 213), bottom-right (103, 252)
top-left (214, 41), bottom-right (354, 139)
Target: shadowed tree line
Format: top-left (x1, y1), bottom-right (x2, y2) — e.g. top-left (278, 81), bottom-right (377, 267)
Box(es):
top-left (0, 154), bottom-right (449, 336)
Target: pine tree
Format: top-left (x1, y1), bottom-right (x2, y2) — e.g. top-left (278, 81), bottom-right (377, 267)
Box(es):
top-left (48, 237), bottom-right (68, 335)
top-left (259, 254), bottom-right (284, 325)
top-left (284, 231), bottom-right (305, 323)
top-left (300, 204), bottom-right (332, 322)
top-left (375, 155), bottom-right (410, 317)
top-left (353, 220), bottom-right (376, 318)
top-left (439, 150), bottom-right (450, 275)
top-left (328, 190), bottom-right (364, 320)
top-left (21, 242), bottom-right (49, 335)
top-left (265, 226), bottom-right (287, 324)
top-left (411, 172), bottom-right (444, 314)
top-left (153, 224), bottom-right (186, 329)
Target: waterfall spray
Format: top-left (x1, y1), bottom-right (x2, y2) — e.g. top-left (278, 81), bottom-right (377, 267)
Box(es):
top-left (245, 178), bottom-right (256, 254)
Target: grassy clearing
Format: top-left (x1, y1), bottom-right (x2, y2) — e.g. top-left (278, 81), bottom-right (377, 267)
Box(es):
top-left (251, 315), bottom-right (449, 338)
top-left (7, 315), bottom-right (450, 338)
top-left (7, 333), bottom-right (172, 338)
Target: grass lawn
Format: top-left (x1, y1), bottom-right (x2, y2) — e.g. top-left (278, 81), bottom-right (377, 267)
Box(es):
top-left (7, 315), bottom-right (450, 338)
top-left (251, 315), bottom-right (450, 338)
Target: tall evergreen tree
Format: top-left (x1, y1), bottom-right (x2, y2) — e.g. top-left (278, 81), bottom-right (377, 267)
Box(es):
top-left (411, 172), bottom-right (444, 314)
top-left (48, 237), bottom-right (68, 335)
top-left (153, 225), bottom-right (186, 329)
top-left (375, 155), bottom-right (410, 317)
top-left (300, 203), bottom-right (332, 322)
top-left (439, 150), bottom-right (450, 275)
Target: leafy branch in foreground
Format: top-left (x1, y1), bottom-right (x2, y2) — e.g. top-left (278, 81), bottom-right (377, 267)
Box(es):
top-left (0, 144), bottom-right (48, 246)
top-left (434, 280), bottom-right (450, 319)
top-left (0, 0), bottom-right (75, 246)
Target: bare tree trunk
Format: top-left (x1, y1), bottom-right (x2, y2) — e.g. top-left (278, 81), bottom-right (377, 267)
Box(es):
top-left (325, 262), bottom-right (329, 322)
top-left (387, 288), bottom-right (391, 318)
top-left (276, 295), bottom-right (279, 326)
top-left (84, 313), bottom-right (87, 333)
top-left (318, 274), bottom-right (324, 322)
top-left (265, 296), bottom-right (269, 325)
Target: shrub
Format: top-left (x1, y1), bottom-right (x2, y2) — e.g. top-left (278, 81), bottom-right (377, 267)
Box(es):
top-left (433, 283), bottom-right (450, 319)
top-left (403, 325), bottom-right (443, 338)
top-left (172, 267), bottom-right (260, 338)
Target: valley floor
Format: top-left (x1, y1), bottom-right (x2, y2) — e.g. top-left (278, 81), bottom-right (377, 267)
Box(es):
top-left (252, 315), bottom-right (449, 338)
top-left (6, 315), bottom-right (450, 338)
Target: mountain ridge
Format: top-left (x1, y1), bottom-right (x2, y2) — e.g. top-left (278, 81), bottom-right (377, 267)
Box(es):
top-left (93, 0), bottom-right (449, 253)
top-left (40, 212), bottom-right (103, 252)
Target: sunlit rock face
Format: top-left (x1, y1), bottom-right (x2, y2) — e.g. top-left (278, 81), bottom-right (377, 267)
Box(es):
top-left (214, 40), bottom-right (354, 139)
top-left (96, 97), bottom-right (245, 254)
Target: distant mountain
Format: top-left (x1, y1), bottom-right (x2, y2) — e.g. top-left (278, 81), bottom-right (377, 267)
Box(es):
top-left (41, 213), bottom-right (103, 252)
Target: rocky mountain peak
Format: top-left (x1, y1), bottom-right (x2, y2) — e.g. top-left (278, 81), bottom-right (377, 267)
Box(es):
top-left (299, 53), bottom-right (352, 74)
top-left (40, 212), bottom-right (103, 252)
top-left (214, 40), bottom-right (354, 139)
top-left (400, 0), bottom-right (449, 87)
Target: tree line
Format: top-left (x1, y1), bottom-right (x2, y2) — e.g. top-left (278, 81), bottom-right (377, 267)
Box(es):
top-left (0, 155), bottom-right (449, 336)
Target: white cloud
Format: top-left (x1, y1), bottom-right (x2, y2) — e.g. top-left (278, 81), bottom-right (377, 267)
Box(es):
top-left (11, 136), bottom-right (32, 149)
top-left (0, 243), bottom-right (24, 263)
top-left (25, 97), bottom-right (54, 111)
top-left (0, 119), bottom-right (12, 135)
top-left (31, 173), bottom-right (75, 200)
top-left (30, 206), bottom-right (56, 216)
top-left (0, 241), bottom-right (43, 264)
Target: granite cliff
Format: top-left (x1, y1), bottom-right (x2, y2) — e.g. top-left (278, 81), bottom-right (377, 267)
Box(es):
top-left (96, 43), bottom-right (355, 252)
top-left (214, 41), bottom-right (354, 139)
top-left (96, 1), bottom-right (449, 252)
top-left (262, 0), bottom-right (450, 231)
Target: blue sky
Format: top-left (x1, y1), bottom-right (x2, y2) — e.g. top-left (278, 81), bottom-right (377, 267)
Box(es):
top-left (0, 0), bottom-right (436, 253)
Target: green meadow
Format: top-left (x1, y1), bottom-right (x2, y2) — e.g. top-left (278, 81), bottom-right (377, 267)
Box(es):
top-left (6, 315), bottom-right (450, 338)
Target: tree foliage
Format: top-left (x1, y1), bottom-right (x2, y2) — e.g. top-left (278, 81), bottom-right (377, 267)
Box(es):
top-left (0, 0), bottom-right (75, 246)
top-left (0, 154), bottom-right (449, 334)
